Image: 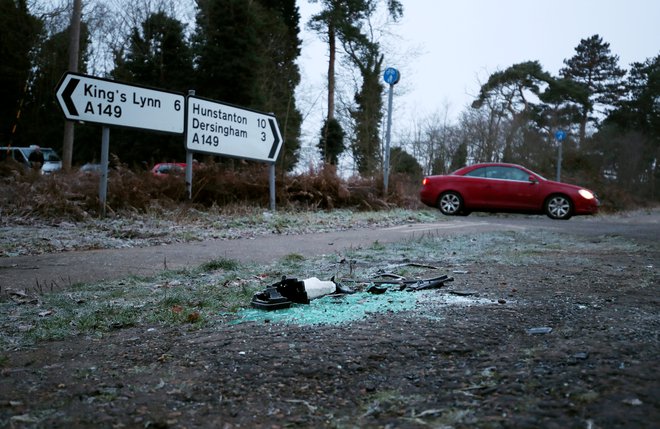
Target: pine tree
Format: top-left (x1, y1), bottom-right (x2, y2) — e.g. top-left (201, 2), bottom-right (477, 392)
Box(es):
top-left (472, 61), bottom-right (553, 161)
top-left (0, 0), bottom-right (42, 144)
top-left (18, 23), bottom-right (92, 157)
top-left (347, 45), bottom-right (384, 176)
top-left (449, 141), bottom-right (468, 172)
top-left (110, 11), bottom-right (193, 165)
top-left (114, 11), bottom-right (193, 92)
top-left (318, 117), bottom-right (345, 165)
top-left (596, 55), bottom-right (660, 198)
top-left (560, 34), bottom-right (626, 143)
top-left (390, 146), bottom-right (422, 178)
top-left (193, 0), bottom-right (263, 107)
top-left (193, 0), bottom-right (302, 170)
top-left (253, 0), bottom-right (303, 171)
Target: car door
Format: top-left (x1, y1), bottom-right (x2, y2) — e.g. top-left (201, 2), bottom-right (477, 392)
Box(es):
top-left (460, 166), bottom-right (492, 208)
top-left (486, 166), bottom-right (541, 210)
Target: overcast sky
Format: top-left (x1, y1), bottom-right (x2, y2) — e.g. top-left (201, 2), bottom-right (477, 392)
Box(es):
top-left (295, 0), bottom-right (660, 151)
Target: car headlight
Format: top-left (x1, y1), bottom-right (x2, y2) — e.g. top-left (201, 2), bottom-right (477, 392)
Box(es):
top-left (578, 189), bottom-right (595, 200)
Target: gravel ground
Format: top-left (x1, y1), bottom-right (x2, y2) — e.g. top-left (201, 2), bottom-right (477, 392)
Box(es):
top-left (0, 208), bottom-right (438, 257)
top-left (1, 208), bottom-right (658, 428)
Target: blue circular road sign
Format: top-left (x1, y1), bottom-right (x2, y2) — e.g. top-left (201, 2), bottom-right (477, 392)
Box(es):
top-left (383, 67), bottom-right (400, 85)
top-left (555, 130), bottom-right (566, 141)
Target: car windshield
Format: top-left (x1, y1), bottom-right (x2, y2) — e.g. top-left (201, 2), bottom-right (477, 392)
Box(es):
top-left (43, 151), bottom-right (60, 162)
top-left (157, 165), bottom-right (183, 174)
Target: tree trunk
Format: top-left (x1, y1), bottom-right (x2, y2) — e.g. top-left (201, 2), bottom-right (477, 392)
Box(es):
top-left (578, 111), bottom-right (587, 147)
top-left (327, 22), bottom-right (335, 121)
top-left (62, 0), bottom-right (82, 171)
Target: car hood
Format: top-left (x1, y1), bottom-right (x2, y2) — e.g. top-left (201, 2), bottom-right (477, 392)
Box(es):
top-left (541, 179), bottom-right (586, 191)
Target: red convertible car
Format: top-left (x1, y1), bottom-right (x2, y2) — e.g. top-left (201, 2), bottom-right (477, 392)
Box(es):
top-left (420, 163), bottom-right (599, 220)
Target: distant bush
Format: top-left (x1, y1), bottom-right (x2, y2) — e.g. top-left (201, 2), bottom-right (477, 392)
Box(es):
top-left (0, 160), bottom-right (422, 220)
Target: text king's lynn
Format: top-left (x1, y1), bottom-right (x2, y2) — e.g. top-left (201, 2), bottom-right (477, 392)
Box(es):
top-left (83, 84), bottom-right (163, 109)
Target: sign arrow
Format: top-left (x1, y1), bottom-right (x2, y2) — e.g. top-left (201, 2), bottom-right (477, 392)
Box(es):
top-left (54, 72), bottom-right (185, 134)
top-left (267, 118), bottom-right (280, 160)
top-left (61, 77), bottom-right (80, 116)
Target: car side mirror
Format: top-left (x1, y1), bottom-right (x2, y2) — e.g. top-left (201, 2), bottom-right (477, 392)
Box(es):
top-left (528, 175), bottom-right (538, 183)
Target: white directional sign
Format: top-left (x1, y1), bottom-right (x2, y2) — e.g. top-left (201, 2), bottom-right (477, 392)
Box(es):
top-left (55, 72), bottom-right (184, 134)
top-left (186, 96), bottom-right (283, 162)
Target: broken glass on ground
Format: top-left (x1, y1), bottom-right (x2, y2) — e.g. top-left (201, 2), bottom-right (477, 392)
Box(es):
top-left (241, 290), bottom-right (420, 326)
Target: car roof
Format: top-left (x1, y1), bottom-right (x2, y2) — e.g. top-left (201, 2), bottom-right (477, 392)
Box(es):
top-left (462, 162), bottom-right (525, 169)
top-left (1, 146), bottom-right (55, 151)
top-left (454, 162), bottom-right (530, 171)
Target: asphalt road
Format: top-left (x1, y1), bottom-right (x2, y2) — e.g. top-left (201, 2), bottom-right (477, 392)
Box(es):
top-left (1, 210), bottom-right (658, 293)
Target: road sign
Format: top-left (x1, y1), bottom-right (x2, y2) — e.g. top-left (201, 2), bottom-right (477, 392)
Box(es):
top-left (555, 130), bottom-right (566, 141)
top-left (55, 72), bottom-right (185, 134)
top-left (383, 67), bottom-right (400, 85)
top-left (186, 96), bottom-right (283, 162)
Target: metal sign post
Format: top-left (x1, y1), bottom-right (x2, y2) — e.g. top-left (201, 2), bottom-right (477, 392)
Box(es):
top-left (99, 127), bottom-right (110, 217)
top-left (383, 67), bottom-right (400, 196)
top-left (185, 90), bottom-right (196, 200)
top-left (555, 130), bottom-right (566, 182)
top-left (269, 163), bottom-right (276, 211)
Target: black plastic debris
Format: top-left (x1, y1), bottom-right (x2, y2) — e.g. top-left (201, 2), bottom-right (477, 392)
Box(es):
top-left (365, 274), bottom-right (454, 293)
top-left (251, 277), bottom-right (308, 311)
top-left (366, 284), bottom-right (389, 294)
top-left (251, 276), bottom-right (354, 311)
top-left (405, 275), bottom-right (454, 291)
top-left (449, 290), bottom-right (478, 296)
top-left (334, 281), bottom-right (355, 295)
top-left (250, 286), bottom-right (292, 311)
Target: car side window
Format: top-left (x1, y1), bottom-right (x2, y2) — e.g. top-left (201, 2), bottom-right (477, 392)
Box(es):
top-left (508, 167), bottom-right (530, 181)
top-left (465, 166), bottom-right (529, 181)
top-left (484, 166), bottom-right (529, 181)
top-left (487, 166), bottom-right (508, 179)
top-left (465, 167), bottom-right (487, 177)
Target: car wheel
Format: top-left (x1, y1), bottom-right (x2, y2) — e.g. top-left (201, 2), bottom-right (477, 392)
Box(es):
top-left (545, 195), bottom-right (572, 220)
top-left (438, 192), bottom-right (463, 216)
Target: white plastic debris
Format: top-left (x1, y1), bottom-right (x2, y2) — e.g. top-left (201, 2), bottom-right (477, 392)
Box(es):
top-left (303, 277), bottom-right (337, 300)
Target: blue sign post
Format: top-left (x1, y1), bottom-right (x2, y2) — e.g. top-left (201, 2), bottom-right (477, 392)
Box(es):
top-left (383, 67), bottom-right (400, 196)
top-left (555, 130), bottom-right (566, 181)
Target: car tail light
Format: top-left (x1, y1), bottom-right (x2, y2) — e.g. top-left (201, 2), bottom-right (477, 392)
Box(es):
top-left (422, 178), bottom-right (429, 186)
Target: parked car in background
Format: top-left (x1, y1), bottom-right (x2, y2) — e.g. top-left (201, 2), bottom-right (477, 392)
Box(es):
top-left (79, 163), bottom-right (103, 174)
top-left (151, 162), bottom-right (186, 176)
top-left (420, 163), bottom-right (599, 220)
top-left (0, 146), bottom-right (62, 174)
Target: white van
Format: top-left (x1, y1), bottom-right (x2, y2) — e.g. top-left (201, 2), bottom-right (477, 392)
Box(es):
top-left (0, 146), bottom-right (62, 174)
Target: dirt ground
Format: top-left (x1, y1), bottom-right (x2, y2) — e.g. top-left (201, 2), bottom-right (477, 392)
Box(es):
top-left (1, 215), bottom-right (659, 428)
